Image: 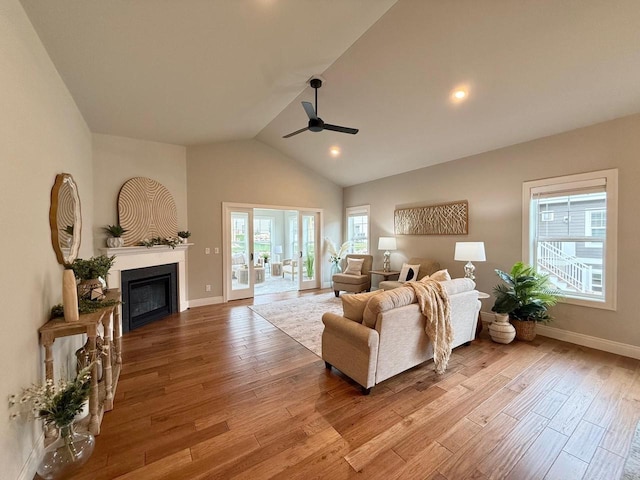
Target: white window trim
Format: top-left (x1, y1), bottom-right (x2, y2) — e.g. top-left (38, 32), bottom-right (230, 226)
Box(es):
top-left (346, 205), bottom-right (370, 254)
top-left (522, 169), bottom-right (618, 311)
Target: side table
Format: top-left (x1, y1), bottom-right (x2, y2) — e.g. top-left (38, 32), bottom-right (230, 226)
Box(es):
top-left (370, 270), bottom-right (401, 281)
top-left (271, 262), bottom-right (282, 277)
top-left (476, 291), bottom-right (490, 338)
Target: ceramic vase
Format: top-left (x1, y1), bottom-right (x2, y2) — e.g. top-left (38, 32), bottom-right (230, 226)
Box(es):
top-left (106, 237), bottom-right (123, 248)
top-left (62, 269), bottom-right (79, 322)
top-left (37, 422), bottom-right (95, 480)
top-left (489, 313), bottom-right (516, 344)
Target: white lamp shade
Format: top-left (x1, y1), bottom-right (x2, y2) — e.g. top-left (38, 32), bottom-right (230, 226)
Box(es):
top-left (274, 245), bottom-right (283, 254)
top-left (378, 237), bottom-right (397, 251)
top-left (454, 242), bottom-right (486, 261)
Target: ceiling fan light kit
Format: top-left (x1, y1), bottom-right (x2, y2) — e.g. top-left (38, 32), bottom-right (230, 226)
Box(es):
top-left (283, 78), bottom-right (359, 138)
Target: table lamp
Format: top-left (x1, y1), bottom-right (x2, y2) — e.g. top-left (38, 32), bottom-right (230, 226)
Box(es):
top-left (378, 237), bottom-right (397, 272)
top-left (274, 245), bottom-right (283, 263)
top-left (454, 242), bottom-right (486, 280)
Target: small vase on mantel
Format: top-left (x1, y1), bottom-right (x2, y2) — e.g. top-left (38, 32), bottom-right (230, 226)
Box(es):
top-left (106, 237), bottom-right (124, 248)
top-left (489, 313), bottom-right (516, 344)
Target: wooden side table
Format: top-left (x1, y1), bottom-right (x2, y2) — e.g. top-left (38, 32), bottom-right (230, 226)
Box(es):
top-left (39, 289), bottom-right (121, 438)
top-left (271, 262), bottom-right (282, 277)
top-left (370, 270), bottom-right (401, 281)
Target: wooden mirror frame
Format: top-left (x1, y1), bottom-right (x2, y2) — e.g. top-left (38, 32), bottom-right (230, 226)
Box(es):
top-left (50, 173), bottom-right (82, 266)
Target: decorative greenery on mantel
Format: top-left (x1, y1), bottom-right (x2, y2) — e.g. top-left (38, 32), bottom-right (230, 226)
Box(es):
top-left (139, 237), bottom-right (181, 249)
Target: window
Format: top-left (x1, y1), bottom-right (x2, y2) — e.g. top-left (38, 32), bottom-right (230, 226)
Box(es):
top-left (346, 205), bottom-right (370, 254)
top-left (253, 217), bottom-right (273, 258)
top-left (523, 169), bottom-right (617, 310)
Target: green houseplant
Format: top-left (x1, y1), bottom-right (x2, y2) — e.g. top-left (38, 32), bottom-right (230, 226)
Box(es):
top-left (177, 231), bottom-right (191, 244)
top-left (104, 225), bottom-right (127, 248)
top-left (491, 262), bottom-right (561, 341)
top-left (71, 255), bottom-right (116, 300)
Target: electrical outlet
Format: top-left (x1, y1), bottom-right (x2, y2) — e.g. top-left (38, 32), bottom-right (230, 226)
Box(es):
top-left (214, 247), bottom-right (219, 254)
top-left (205, 284), bottom-right (211, 292)
top-left (205, 248), bottom-right (210, 254)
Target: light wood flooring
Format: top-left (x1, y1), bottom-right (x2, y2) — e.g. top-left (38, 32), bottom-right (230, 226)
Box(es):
top-left (67, 289), bottom-right (639, 479)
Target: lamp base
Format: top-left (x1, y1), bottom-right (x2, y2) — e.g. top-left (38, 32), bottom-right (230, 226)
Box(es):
top-left (464, 261), bottom-right (476, 280)
top-left (383, 251), bottom-right (391, 272)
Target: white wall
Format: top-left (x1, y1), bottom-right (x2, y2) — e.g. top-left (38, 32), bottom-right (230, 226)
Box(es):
top-left (186, 139), bottom-right (343, 301)
top-left (92, 133), bottom-right (188, 253)
top-left (0, 1), bottom-right (93, 478)
top-left (344, 113), bottom-right (640, 347)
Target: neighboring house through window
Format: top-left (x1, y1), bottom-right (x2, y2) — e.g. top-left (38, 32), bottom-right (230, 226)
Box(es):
top-left (346, 205), bottom-right (370, 254)
top-left (522, 169), bottom-right (617, 310)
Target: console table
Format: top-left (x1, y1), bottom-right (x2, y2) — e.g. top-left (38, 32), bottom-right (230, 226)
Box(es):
top-left (38, 289), bottom-right (121, 438)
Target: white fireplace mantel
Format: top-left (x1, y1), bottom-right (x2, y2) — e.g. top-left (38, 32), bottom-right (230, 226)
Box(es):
top-left (100, 244), bottom-right (191, 312)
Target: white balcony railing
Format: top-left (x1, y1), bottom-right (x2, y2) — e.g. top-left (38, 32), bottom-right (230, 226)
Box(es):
top-left (537, 241), bottom-right (593, 293)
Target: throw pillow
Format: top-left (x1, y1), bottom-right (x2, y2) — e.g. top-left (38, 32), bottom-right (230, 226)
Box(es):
top-left (419, 269), bottom-right (452, 283)
top-left (398, 263), bottom-right (420, 282)
top-left (344, 257), bottom-right (365, 275)
top-left (342, 290), bottom-right (384, 322)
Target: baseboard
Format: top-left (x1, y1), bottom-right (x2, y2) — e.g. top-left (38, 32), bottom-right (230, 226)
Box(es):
top-left (188, 296), bottom-right (224, 308)
top-left (480, 310), bottom-right (640, 360)
top-left (18, 431), bottom-right (44, 480)
top-left (535, 324), bottom-right (640, 360)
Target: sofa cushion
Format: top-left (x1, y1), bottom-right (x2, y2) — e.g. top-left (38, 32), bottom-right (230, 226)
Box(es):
top-left (379, 280), bottom-right (404, 291)
top-left (362, 286), bottom-right (417, 328)
top-left (419, 269), bottom-right (451, 283)
top-left (341, 290), bottom-right (384, 323)
top-left (344, 257), bottom-right (365, 275)
top-left (398, 263), bottom-right (421, 282)
top-left (440, 278), bottom-right (476, 295)
top-left (333, 273), bottom-right (368, 285)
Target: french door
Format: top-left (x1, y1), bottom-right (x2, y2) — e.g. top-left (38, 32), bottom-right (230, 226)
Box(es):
top-left (223, 204), bottom-right (321, 301)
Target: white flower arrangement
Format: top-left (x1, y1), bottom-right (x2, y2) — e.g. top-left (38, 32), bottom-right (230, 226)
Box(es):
top-left (140, 236), bottom-right (181, 249)
top-left (325, 238), bottom-right (351, 266)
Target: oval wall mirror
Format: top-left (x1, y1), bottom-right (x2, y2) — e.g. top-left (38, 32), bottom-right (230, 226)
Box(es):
top-left (49, 173), bottom-right (82, 266)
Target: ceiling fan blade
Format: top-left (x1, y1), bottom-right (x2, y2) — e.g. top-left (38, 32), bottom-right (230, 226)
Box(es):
top-left (323, 124), bottom-right (359, 135)
top-left (282, 127), bottom-right (309, 138)
top-left (302, 101), bottom-right (317, 120)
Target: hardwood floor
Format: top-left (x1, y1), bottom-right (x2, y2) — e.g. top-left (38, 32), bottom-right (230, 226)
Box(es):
top-left (67, 289), bottom-right (639, 479)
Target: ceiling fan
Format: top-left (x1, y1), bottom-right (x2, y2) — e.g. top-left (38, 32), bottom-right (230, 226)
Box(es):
top-left (283, 78), bottom-right (359, 138)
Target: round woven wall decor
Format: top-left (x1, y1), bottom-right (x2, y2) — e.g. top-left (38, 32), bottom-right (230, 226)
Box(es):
top-left (118, 177), bottom-right (178, 247)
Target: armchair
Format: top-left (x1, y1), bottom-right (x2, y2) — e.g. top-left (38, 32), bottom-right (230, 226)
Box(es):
top-left (282, 259), bottom-right (298, 279)
top-left (333, 254), bottom-right (373, 297)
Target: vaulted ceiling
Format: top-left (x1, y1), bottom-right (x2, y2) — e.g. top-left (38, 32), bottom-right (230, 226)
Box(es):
top-left (21, 0), bottom-right (640, 186)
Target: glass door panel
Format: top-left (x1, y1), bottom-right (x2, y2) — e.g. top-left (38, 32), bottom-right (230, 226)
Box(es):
top-left (228, 209), bottom-right (254, 300)
top-left (299, 211), bottom-right (320, 290)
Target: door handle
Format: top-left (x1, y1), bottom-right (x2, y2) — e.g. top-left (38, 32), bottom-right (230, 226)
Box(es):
top-left (250, 253), bottom-right (254, 261)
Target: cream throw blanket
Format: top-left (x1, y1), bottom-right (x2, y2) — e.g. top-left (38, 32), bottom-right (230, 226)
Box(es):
top-left (406, 279), bottom-right (453, 374)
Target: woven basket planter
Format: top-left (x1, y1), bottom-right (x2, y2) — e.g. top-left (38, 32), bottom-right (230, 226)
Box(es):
top-left (510, 319), bottom-right (537, 341)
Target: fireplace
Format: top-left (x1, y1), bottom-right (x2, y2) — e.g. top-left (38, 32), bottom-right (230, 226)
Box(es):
top-left (121, 263), bottom-right (178, 333)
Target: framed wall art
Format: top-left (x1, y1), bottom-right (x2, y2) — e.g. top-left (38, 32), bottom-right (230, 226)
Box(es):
top-left (394, 200), bottom-right (468, 235)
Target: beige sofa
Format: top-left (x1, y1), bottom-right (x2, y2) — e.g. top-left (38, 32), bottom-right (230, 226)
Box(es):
top-left (379, 257), bottom-right (440, 290)
top-left (332, 254), bottom-right (373, 297)
top-left (322, 278), bottom-right (480, 394)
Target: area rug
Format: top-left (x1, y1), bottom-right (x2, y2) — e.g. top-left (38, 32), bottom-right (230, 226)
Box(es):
top-left (249, 293), bottom-right (342, 357)
top-left (623, 421), bottom-right (640, 479)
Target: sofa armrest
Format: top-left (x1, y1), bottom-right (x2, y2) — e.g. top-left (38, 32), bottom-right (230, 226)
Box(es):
top-left (322, 312), bottom-right (380, 389)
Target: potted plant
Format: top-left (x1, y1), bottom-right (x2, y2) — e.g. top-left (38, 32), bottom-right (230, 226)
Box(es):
top-left (491, 262), bottom-right (561, 341)
top-left (177, 231), bottom-right (191, 244)
top-left (104, 225), bottom-right (127, 248)
top-left (71, 255), bottom-right (116, 300)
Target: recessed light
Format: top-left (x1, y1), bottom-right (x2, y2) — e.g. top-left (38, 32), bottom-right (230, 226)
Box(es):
top-left (451, 87), bottom-right (469, 103)
top-left (329, 146), bottom-right (341, 157)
